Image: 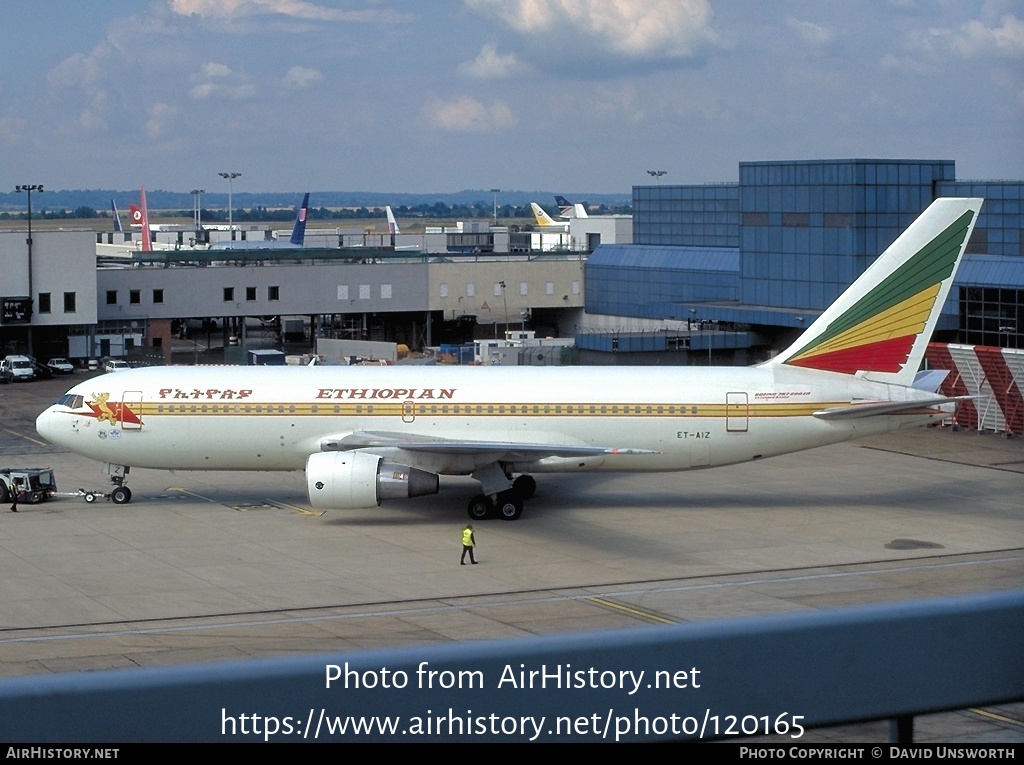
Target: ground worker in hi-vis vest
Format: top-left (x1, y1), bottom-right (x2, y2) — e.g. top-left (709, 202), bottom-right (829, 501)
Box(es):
top-left (461, 524), bottom-right (477, 565)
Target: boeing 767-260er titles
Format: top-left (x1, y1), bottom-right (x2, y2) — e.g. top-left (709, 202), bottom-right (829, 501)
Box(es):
top-left (36, 198), bottom-right (982, 521)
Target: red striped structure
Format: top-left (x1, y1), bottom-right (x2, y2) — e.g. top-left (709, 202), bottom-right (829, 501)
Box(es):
top-left (924, 343), bottom-right (1024, 434)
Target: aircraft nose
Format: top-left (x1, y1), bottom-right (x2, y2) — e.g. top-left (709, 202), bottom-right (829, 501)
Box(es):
top-left (35, 407), bottom-right (58, 444)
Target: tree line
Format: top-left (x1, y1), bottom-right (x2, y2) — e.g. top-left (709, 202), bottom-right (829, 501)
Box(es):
top-left (0, 201), bottom-right (632, 223)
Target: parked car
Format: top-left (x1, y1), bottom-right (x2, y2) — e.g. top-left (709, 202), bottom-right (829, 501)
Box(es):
top-left (103, 359), bottom-right (131, 372)
top-left (46, 358), bottom-right (75, 374)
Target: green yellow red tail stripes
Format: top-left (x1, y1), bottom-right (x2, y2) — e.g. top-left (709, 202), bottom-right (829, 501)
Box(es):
top-left (774, 199), bottom-right (981, 382)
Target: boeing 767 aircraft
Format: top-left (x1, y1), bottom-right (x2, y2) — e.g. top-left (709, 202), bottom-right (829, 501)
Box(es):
top-left (36, 198), bottom-right (981, 521)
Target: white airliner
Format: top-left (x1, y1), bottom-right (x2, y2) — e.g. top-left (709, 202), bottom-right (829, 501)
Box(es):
top-left (36, 198), bottom-right (981, 521)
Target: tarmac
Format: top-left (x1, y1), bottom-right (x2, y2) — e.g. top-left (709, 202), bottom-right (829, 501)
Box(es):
top-left (1, 371), bottom-right (1022, 743)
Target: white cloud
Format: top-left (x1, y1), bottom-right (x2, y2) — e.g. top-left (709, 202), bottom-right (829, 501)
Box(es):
top-left (48, 52), bottom-right (103, 89)
top-left (145, 102), bottom-right (178, 139)
top-left (464, 0), bottom-right (721, 59)
top-left (189, 82), bottom-right (258, 100)
top-left (786, 17), bottom-right (836, 47)
top-left (169, 0), bottom-right (411, 23)
top-left (191, 61), bottom-right (258, 100)
top-left (459, 44), bottom-right (527, 79)
top-left (202, 62), bottom-right (233, 78)
top-left (283, 66), bottom-right (324, 88)
top-left (421, 96), bottom-right (517, 132)
top-left (909, 14), bottom-right (1024, 58)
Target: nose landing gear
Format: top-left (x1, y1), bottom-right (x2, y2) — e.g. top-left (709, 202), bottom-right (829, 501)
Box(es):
top-left (82, 464), bottom-right (133, 505)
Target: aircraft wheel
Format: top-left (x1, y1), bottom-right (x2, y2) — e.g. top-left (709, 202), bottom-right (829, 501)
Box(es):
top-left (84, 492), bottom-right (97, 503)
top-left (467, 495), bottom-right (493, 521)
top-left (495, 491), bottom-right (523, 521)
top-left (512, 475), bottom-right (536, 499)
top-left (0, 484), bottom-right (8, 504)
top-left (110, 486), bottom-right (132, 505)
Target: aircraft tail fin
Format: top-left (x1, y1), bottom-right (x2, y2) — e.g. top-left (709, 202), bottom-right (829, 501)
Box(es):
top-left (530, 202), bottom-right (559, 227)
top-left (111, 200), bottom-right (123, 232)
top-left (555, 195), bottom-right (587, 219)
top-left (770, 197), bottom-right (982, 387)
top-left (129, 187), bottom-right (152, 252)
top-left (290, 192), bottom-right (310, 246)
top-left (386, 205), bottom-right (400, 235)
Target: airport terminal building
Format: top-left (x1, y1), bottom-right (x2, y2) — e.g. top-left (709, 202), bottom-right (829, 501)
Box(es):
top-left (583, 158), bottom-right (1022, 362)
top-left (0, 157), bottom-right (1021, 366)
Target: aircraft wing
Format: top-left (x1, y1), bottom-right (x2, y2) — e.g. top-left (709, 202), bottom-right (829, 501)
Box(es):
top-left (320, 430), bottom-right (659, 460)
top-left (812, 396), bottom-right (971, 420)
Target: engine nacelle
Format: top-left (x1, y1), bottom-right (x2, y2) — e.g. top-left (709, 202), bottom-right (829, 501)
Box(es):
top-left (305, 451), bottom-right (439, 510)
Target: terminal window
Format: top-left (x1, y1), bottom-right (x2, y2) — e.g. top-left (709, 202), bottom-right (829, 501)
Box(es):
top-left (106, 290), bottom-right (117, 305)
top-left (130, 290), bottom-right (140, 304)
top-left (153, 289), bottom-right (164, 304)
top-left (63, 292), bottom-right (76, 313)
top-left (38, 293), bottom-right (51, 313)
top-left (224, 287), bottom-right (234, 301)
top-left (268, 286), bottom-right (280, 301)
top-left (246, 287), bottom-right (256, 301)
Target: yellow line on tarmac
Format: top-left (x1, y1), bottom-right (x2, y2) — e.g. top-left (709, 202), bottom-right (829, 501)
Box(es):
top-left (2, 428), bottom-right (47, 447)
top-left (168, 488), bottom-right (219, 503)
top-left (588, 596), bottom-right (676, 624)
top-left (969, 708), bottom-right (1024, 729)
top-left (267, 500), bottom-right (325, 517)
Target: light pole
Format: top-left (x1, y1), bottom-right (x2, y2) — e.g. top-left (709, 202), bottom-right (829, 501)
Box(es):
top-left (498, 280), bottom-right (508, 339)
top-left (646, 170), bottom-right (667, 184)
top-left (190, 189), bottom-right (205, 231)
top-left (15, 184), bottom-right (43, 355)
top-left (490, 188), bottom-right (500, 224)
top-left (218, 172), bottom-right (241, 234)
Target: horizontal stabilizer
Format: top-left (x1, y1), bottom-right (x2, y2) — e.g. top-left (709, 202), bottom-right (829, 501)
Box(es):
top-left (912, 369), bottom-right (950, 393)
top-left (812, 396), bottom-right (970, 420)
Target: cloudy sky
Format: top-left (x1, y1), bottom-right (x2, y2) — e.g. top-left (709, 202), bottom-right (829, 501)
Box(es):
top-left (1, 1), bottom-right (1021, 194)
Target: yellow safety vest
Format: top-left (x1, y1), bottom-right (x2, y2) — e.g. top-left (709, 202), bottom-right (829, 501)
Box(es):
top-left (462, 528), bottom-right (474, 546)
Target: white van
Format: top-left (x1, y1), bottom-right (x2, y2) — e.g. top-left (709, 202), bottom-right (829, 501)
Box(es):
top-left (1, 355), bottom-right (36, 382)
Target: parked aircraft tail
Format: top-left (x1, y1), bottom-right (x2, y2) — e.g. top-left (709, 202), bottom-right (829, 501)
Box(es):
top-left (127, 187), bottom-right (152, 252)
top-left (386, 205), bottom-right (400, 235)
top-left (111, 200), bottom-right (123, 232)
top-left (770, 197), bottom-right (982, 387)
top-left (530, 202), bottom-right (560, 227)
top-left (555, 195), bottom-right (588, 219)
top-left (289, 192), bottom-right (310, 246)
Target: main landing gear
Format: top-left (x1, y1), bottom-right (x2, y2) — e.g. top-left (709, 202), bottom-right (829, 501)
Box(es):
top-left (466, 473), bottom-right (537, 522)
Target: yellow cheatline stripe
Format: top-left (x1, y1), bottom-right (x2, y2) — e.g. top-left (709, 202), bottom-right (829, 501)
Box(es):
top-left (968, 708), bottom-right (1024, 729)
top-left (2, 428), bottom-right (48, 447)
top-left (588, 597), bottom-right (676, 624)
top-left (130, 401), bottom-right (844, 419)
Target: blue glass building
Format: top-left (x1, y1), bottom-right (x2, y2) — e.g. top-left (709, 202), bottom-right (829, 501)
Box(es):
top-left (585, 159), bottom-right (1023, 356)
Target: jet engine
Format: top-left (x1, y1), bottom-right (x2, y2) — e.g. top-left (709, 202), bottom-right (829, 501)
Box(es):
top-left (305, 451), bottom-right (439, 510)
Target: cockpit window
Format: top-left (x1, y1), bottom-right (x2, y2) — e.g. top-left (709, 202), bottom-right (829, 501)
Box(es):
top-left (57, 394), bottom-right (85, 409)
